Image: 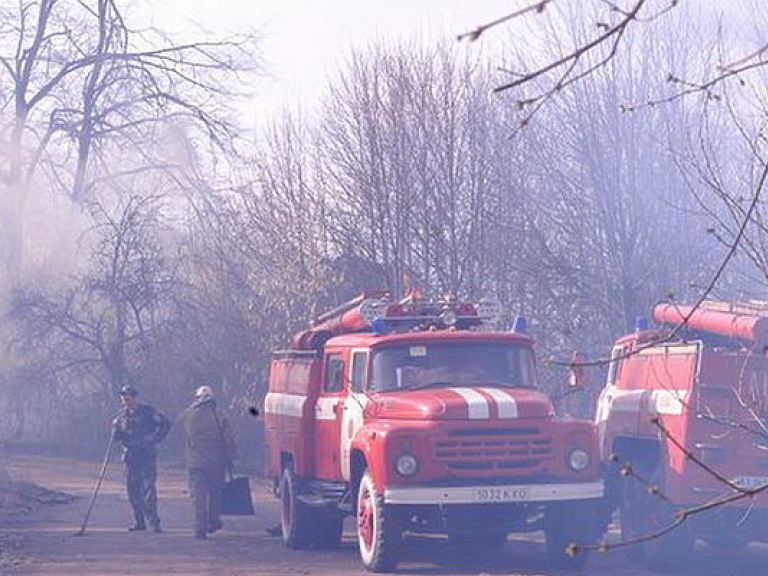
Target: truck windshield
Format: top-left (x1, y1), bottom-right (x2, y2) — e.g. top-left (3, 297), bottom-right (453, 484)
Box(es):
top-left (370, 342), bottom-right (535, 392)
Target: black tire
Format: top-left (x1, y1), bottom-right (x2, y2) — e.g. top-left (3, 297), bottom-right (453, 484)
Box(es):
top-left (356, 470), bottom-right (402, 572)
top-left (619, 479), bottom-right (646, 562)
top-left (620, 469), bottom-right (694, 568)
top-left (544, 502), bottom-right (595, 570)
top-left (313, 511), bottom-right (344, 549)
top-left (280, 466), bottom-right (314, 549)
top-left (641, 499), bottom-right (694, 570)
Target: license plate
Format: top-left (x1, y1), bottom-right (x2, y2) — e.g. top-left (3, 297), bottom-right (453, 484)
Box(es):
top-left (472, 486), bottom-right (530, 503)
top-left (732, 475), bottom-right (768, 490)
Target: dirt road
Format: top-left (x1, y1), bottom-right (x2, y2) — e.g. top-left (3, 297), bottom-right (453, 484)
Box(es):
top-left (2, 454), bottom-right (768, 576)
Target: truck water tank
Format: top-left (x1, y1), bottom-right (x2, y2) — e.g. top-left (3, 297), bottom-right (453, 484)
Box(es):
top-left (652, 303), bottom-right (768, 344)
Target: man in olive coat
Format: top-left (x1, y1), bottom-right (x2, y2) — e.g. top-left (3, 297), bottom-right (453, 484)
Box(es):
top-left (179, 385), bottom-right (238, 539)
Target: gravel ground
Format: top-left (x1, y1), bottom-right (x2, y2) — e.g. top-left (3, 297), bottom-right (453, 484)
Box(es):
top-left (3, 454), bottom-right (768, 576)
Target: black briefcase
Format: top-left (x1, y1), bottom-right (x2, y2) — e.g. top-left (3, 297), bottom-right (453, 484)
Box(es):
top-left (220, 476), bottom-right (255, 516)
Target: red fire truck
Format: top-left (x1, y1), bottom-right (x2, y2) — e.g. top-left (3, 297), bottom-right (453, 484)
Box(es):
top-left (264, 293), bottom-right (605, 571)
top-left (596, 300), bottom-right (768, 567)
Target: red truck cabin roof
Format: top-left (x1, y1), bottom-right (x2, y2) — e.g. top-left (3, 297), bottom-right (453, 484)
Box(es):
top-left (323, 329), bottom-right (534, 350)
top-left (613, 329), bottom-right (668, 349)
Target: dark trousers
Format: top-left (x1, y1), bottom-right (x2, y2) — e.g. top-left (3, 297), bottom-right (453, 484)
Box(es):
top-left (188, 466), bottom-right (225, 535)
top-left (126, 457), bottom-right (160, 527)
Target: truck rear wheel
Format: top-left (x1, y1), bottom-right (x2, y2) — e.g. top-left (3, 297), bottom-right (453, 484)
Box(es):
top-left (357, 470), bottom-right (401, 572)
top-left (313, 511), bottom-right (344, 549)
top-left (280, 466), bottom-right (314, 549)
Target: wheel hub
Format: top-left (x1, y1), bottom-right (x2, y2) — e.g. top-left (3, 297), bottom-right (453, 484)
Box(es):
top-left (358, 486), bottom-right (374, 549)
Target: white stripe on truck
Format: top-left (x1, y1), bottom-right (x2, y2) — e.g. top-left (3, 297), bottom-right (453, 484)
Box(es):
top-left (314, 397), bottom-right (338, 420)
top-left (479, 387), bottom-right (519, 418)
top-left (263, 392), bottom-right (305, 418)
top-left (448, 387), bottom-right (490, 419)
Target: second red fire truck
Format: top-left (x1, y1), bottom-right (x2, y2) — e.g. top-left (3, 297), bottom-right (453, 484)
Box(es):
top-left (596, 300), bottom-right (768, 568)
top-left (264, 293), bottom-right (605, 571)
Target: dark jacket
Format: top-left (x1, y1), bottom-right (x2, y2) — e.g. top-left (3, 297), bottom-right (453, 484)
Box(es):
top-left (114, 403), bottom-right (171, 464)
top-left (179, 397), bottom-right (238, 470)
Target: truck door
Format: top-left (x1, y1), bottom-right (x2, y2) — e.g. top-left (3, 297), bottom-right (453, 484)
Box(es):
top-left (313, 351), bottom-right (346, 480)
top-left (264, 355), bottom-right (317, 479)
top-left (341, 349), bottom-right (370, 481)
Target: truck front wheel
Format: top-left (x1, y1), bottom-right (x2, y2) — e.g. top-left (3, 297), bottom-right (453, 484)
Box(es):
top-left (620, 469), bottom-right (694, 568)
top-left (357, 470), bottom-right (401, 572)
top-left (544, 502), bottom-right (593, 570)
top-left (280, 466), bottom-right (314, 549)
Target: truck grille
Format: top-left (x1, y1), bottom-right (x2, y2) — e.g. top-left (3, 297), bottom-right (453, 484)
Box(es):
top-left (433, 427), bottom-right (552, 476)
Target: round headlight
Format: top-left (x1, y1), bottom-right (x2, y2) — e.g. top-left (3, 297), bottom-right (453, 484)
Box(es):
top-left (395, 454), bottom-right (418, 476)
top-left (441, 309), bottom-right (458, 327)
top-left (568, 449), bottom-right (590, 472)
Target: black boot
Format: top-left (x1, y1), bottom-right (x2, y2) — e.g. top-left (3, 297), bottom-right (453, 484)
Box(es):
top-left (128, 510), bottom-right (146, 531)
top-left (148, 515), bottom-right (163, 533)
top-left (127, 522), bottom-right (146, 531)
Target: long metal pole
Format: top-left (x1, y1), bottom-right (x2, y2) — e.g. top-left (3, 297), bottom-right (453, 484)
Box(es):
top-left (74, 429), bottom-right (116, 536)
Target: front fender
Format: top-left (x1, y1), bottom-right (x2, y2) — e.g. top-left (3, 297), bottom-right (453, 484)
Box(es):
top-left (349, 422), bottom-right (405, 492)
top-left (599, 387), bottom-right (661, 459)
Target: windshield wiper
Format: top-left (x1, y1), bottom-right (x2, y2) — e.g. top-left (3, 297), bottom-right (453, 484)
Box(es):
top-left (407, 381), bottom-right (454, 391)
top-left (388, 381), bottom-right (534, 392)
top-left (479, 381), bottom-right (534, 389)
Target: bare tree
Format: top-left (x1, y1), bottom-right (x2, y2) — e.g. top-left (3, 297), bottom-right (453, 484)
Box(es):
top-left (9, 195), bottom-right (176, 442)
top-left (318, 42), bottom-right (502, 298)
top-left (0, 0), bottom-right (259, 286)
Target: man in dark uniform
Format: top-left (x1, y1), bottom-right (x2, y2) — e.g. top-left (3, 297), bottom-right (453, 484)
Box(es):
top-left (112, 385), bottom-right (170, 533)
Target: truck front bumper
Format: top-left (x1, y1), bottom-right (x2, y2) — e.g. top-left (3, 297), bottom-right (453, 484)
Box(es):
top-left (384, 480), bottom-right (604, 505)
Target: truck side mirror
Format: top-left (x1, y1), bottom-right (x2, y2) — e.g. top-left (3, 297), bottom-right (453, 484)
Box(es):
top-left (567, 352), bottom-right (589, 388)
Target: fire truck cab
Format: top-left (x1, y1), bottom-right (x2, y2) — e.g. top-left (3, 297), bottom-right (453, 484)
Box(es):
top-left (597, 301), bottom-right (768, 567)
top-left (264, 294), bottom-right (605, 572)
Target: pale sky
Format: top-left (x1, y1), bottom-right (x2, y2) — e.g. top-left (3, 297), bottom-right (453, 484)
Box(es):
top-left (131, 1), bottom-right (757, 127)
top-left (134, 0), bottom-right (515, 120)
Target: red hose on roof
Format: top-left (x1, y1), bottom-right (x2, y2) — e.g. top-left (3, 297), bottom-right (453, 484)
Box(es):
top-left (653, 303), bottom-right (768, 344)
